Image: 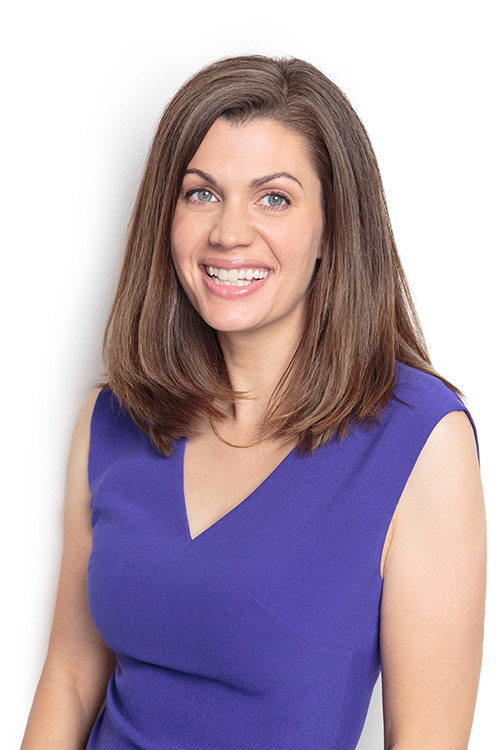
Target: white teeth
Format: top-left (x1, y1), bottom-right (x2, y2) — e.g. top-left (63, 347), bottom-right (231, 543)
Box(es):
top-left (214, 278), bottom-right (252, 286)
top-left (205, 265), bottom-right (269, 284)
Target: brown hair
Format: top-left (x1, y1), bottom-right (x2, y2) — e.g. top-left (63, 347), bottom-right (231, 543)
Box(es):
top-left (95, 53), bottom-right (465, 457)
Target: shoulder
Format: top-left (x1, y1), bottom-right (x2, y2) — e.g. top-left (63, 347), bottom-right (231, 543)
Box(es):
top-left (81, 386), bottom-right (106, 418)
top-left (393, 360), bottom-right (463, 409)
top-left (381, 362), bottom-right (482, 579)
top-left (390, 361), bottom-right (479, 456)
top-left (63, 388), bottom-right (106, 509)
top-left (401, 408), bottom-right (480, 509)
top-left (69, 387), bottom-right (106, 456)
top-left (383, 405), bottom-right (484, 581)
top-left (74, 387), bottom-right (105, 436)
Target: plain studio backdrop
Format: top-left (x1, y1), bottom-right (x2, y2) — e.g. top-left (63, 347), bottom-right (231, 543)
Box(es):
top-left (3, 1), bottom-right (497, 747)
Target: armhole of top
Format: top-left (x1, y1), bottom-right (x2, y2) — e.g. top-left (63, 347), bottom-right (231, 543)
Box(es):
top-left (87, 386), bottom-right (108, 498)
top-left (379, 402), bottom-right (480, 582)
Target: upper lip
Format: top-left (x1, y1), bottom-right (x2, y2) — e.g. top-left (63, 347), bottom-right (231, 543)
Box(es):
top-left (200, 258), bottom-right (272, 270)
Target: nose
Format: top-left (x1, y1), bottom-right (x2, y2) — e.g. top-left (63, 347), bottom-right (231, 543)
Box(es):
top-left (209, 199), bottom-right (254, 249)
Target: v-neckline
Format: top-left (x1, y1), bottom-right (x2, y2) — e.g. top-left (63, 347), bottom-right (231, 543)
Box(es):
top-left (180, 436), bottom-right (298, 543)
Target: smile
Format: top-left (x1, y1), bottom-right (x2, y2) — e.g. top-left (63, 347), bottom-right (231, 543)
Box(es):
top-left (200, 264), bottom-right (271, 299)
top-left (205, 265), bottom-right (269, 286)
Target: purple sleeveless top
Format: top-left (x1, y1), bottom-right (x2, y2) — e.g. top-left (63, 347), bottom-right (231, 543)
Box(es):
top-left (86, 361), bottom-right (480, 749)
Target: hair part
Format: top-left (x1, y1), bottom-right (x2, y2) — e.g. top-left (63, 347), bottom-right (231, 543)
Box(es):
top-left (95, 54), bottom-right (465, 457)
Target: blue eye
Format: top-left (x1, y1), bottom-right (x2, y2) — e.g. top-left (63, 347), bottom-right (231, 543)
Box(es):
top-left (262, 193), bottom-right (289, 209)
top-left (190, 189), bottom-right (215, 202)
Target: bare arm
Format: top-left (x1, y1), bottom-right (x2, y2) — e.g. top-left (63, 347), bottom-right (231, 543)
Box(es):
top-left (380, 409), bottom-right (486, 749)
top-left (21, 387), bottom-right (117, 750)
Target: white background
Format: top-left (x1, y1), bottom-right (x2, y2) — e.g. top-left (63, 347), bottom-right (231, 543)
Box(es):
top-left (3, 1), bottom-right (498, 747)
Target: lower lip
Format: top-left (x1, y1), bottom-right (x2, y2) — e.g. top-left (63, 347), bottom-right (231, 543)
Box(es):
top-left (200, 267), bottom-right (271, 299)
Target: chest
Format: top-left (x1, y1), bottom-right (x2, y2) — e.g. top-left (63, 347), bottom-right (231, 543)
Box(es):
top-left (182, 431), bottom-right (297, 540)
top-left (88, 430), bottom-right (387, 658)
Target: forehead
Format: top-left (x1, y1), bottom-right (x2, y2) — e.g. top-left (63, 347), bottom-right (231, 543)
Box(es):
top-left (186, 118), bottom-right (317, 180)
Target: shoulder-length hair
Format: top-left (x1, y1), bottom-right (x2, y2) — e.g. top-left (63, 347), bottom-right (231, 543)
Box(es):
top-left (95, 53), bottom-right (465, 457)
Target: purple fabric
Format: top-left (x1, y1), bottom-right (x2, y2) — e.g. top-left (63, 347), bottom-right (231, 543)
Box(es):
top-left (86, 360), bottom-right (480, 749)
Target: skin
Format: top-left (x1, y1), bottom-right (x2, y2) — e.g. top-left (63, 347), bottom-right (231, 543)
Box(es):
top-left (171, 117), bottom-right (324, 333)
top-left (21, 117), bottom-right (486, 749)
top-left (380, 409), bottom-right (486, 748)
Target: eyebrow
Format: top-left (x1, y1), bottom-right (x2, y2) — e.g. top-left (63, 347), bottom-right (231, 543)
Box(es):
top-left (184, 168), bottom-right (304, 191)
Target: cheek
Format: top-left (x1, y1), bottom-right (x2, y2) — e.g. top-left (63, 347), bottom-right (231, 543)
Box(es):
top-left (169, 228), bottom-right (204, 291)
top-left (169, 218), bottom-right (190, 267)
top-left (277, 222), bottom-right (322, 276)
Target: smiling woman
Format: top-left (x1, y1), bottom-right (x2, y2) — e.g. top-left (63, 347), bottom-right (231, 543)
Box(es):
top-left (170, 118), bottom-right (323, 330)
top-left (21, 55), bottom-right (485, 750)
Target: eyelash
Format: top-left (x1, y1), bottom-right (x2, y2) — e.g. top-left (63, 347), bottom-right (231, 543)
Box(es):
top-left (183, 188), bottom-right (291, 211)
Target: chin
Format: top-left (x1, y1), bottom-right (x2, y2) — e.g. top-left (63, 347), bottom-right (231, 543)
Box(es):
top-left (206, 317), bottom-right (264, 334)
top-left (212, 323), bottom-right (260, 334)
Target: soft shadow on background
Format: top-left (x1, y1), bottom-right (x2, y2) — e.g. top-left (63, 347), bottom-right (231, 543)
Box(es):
top-left (3, 1), bottom-right (497, 747)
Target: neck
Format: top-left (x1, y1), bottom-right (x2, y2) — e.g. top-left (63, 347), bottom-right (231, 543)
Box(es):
top-left (216, 317), bottom-right (302, 425)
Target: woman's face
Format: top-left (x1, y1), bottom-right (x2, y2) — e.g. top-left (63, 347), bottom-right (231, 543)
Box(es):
top-left (170, 117), bottom-right (324, 338)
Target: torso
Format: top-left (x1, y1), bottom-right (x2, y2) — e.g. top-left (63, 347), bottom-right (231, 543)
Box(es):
top-left (183, 416), bottom-right (297, 540)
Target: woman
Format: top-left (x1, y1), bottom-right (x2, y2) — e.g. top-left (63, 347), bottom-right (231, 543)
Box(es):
top-left (21, 55), bottom-right (486, 749)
